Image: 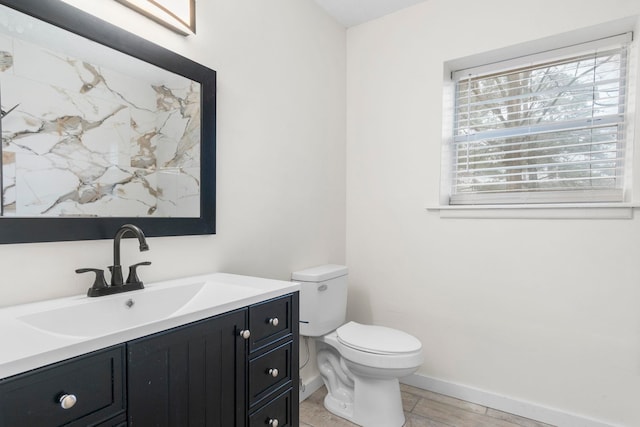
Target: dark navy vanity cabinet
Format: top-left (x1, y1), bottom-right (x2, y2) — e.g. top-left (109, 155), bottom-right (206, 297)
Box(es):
top-left (0, 293), bottom-right (299, 427)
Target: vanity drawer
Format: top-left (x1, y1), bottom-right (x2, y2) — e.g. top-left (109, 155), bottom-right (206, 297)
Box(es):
top-left (249, 294), bottom-right (293, 352)
top-left (249, 341), bottom-right (292, 406)
top-left (249, 388), bottom-right (293, 427)
top-left (0, 345), bottom-right (125, 427)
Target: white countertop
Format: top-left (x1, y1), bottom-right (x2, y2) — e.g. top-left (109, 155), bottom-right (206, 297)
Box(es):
top-left (0, 273), bottom-right (299, 379)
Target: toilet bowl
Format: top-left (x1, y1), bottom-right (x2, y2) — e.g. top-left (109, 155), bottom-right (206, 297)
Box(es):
top-left (293, 265), bottom-right (424, 427)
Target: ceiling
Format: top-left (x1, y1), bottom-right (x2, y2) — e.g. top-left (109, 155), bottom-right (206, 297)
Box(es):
top-left (313, 0), bottom-right (427, 27)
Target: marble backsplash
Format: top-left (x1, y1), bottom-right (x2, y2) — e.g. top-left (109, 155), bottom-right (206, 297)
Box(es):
top-left (0, 32), bottom-right (200, 217)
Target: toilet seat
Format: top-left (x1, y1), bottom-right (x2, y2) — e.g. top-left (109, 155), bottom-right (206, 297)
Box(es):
top-left (320, 322), bottom-right (424, 371)
top-left (336, 321), bottom-right (422, 355)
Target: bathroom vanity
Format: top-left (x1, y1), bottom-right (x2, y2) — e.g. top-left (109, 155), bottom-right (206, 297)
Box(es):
top-left (0, 273), bottom-right (299, 426)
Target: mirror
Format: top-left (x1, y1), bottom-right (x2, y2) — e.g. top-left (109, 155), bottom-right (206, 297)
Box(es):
top-left (0, 0), bottom-right (215, 243)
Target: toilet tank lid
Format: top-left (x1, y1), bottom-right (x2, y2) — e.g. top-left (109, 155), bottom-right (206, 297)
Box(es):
top-left (292, 264), bottom-right (348, 282)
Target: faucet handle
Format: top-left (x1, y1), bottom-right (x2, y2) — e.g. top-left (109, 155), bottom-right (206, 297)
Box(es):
top-left (126, 261), bottom-right (151, 286)
top-left (76, 268), bottom-right (108, 296)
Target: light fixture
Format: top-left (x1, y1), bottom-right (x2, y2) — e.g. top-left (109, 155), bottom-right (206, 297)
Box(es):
top-left (116, 0), bottom-right (195, 35)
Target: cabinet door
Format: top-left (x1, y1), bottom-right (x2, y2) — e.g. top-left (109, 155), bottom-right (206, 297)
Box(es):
top-left (127, 309), bottom-right (247, 427)
top-left (0, 345), bottom-right (125, 427)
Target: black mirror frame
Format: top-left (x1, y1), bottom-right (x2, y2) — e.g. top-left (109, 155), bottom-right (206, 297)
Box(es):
top-left (0, 0), bottom-right (216, 243)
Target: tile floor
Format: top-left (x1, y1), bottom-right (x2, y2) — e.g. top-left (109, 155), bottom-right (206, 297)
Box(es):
top-left (300, 384), bottom-right (556, 427)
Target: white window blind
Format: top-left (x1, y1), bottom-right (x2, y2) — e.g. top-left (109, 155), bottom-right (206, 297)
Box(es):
top-left (450, 34), bottom-right (632, 205)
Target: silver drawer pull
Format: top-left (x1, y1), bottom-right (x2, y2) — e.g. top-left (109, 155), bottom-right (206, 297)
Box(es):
top-left (268, 317), bottom-right (279, 327)
top-left (239, 329), bottom-right (251, 339)
top-left (268, 418), bottom-right (279, 427)
top-left (267, 368), bottom-right (279, 378)
top-left (59, 393), bottom-right (77, 410)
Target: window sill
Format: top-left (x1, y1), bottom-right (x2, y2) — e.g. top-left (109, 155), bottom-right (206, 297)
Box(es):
top-left (426, 203), bottom-right (638, 219)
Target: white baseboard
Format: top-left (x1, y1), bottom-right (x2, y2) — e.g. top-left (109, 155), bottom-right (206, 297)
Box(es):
top-left (401, 373), bottom-right (620, 427)
top-left (299, 374), bottom-right (324, 403)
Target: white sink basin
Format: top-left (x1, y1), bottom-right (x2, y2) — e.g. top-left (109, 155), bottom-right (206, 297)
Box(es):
top-left (19, 281), bottom-right (206, 338)
top-left (17, 277), bottom-right (265, 339)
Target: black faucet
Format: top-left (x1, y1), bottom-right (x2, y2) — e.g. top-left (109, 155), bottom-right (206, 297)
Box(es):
top-left (76, 224), bottom-right (151, 297)
top-left (110, 224), bottom-right (149, 286)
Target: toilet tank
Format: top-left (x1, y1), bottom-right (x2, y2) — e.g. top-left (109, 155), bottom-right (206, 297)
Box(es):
top-left (292, 264), bottom-right (348, 337)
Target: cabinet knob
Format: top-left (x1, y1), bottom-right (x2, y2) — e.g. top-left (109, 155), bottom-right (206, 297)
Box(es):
top-left (268, 418), bottom-right (279, 427)
top-left (268, 317), bottom-right (279, 326)
top-left (239, 329), bottom-right (251, 339)
top-left (268, 368), bottom-right (279, 378)
top-left (59, 393), bottom-right (77, 410)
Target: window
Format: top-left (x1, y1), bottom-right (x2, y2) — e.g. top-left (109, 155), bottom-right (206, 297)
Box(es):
top-left (448, 34), bottom-right (632, 205)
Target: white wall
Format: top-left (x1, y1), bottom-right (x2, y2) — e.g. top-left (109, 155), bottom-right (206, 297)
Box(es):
top-left (346, 1), bottom-right (640, 426)
top-left (0, 0), bottom-right (346, 307)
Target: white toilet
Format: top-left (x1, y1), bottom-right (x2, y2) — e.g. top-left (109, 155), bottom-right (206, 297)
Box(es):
top-left (293, 264), bottom-right (423, 427)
